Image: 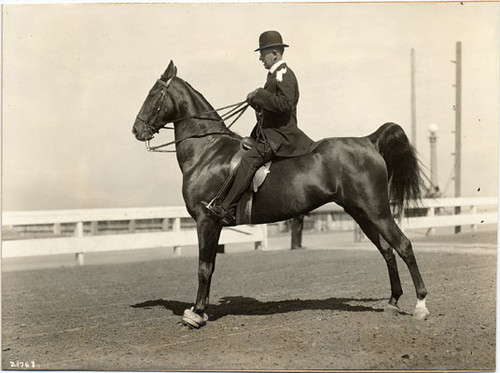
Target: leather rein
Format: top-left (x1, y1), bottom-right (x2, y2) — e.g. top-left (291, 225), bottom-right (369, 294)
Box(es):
top-left (137, 78), bottom-right (249, 153)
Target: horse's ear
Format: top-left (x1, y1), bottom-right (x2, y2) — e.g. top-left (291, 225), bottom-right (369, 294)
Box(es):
top-left (163, 60), bottom-right (177, 80)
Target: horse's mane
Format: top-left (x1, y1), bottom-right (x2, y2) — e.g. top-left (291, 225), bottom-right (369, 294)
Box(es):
top-left (177, 78), bottom-right (238, 137)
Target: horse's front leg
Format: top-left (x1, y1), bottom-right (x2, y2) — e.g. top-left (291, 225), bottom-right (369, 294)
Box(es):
top-left (181, 217), bottom-right (222, 328)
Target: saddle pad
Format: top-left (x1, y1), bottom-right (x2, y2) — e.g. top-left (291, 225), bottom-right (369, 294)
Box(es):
top-left (252, 161), bottom-right (271, 192)
top-left (236, 161), bottom-right (272, 225)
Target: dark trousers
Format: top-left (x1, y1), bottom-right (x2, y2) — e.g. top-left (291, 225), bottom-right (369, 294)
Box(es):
top-left (220, 140), bottom-right (274, 211)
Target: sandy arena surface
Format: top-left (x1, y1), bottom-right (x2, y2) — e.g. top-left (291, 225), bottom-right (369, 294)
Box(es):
top-left (1, 230), bottom-right (497, 372)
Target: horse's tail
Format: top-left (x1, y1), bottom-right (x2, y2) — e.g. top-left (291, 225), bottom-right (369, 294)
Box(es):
top-left (368, 122), bottom-right (423, 218)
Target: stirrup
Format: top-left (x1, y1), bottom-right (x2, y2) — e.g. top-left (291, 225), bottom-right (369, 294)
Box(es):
top-left (202, 201), bottom-right (235, 224)
top-left (202, 200), bottom-right (226, 218)
top-left (221, 212), bottom-right (235, 225)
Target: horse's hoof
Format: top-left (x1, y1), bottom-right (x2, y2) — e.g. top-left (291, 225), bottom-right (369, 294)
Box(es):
top-left (413, 306), bottom-right (429, 320)
top-left (181, 307), bottom-right (208, 329)
top-left (384, 303), bottom-right (401, 315)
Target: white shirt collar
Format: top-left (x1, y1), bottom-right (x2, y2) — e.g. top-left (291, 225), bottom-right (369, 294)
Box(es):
top-left (269, 60), bottom-right (286, 74)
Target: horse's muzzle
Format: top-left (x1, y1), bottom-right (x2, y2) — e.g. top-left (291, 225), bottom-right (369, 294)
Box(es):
top-left (132, 121), bottom-right (153, 142)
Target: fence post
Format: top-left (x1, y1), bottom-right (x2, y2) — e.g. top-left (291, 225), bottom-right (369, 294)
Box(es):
top-left (426, 207), bottom-right (435, 236)
top-left (128, 219), bottom-right (136, 233)
top-left (53, 223), bottom-right (61, 235)
top-left (90, 221), bottom-right (98, 235)
top-left (173, 217), bottom-right (182, 257)
top-left (255, 224), bottom-right (268, 250)
top-left (471, 205), bottom-right (478, 233)
top-left (162, 218), bottom-right (169, 231)
top-left (326, 214), bottom-right (334, 231)
top-left (314, 218), bottom-right (322, 232)
top-left (75, 221), bottom-right (85, 265)
top-left (455, 205), bottom-right (462, 234)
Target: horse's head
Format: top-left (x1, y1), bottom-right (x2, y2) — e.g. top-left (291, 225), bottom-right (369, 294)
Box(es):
top-left (132, 60), bottom-right (178, 141)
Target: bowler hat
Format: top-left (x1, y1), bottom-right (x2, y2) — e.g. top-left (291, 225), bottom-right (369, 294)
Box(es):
top-left (255, 31), bottom-right (289, 52)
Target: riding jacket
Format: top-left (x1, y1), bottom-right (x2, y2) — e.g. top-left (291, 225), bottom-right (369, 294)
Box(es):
top-left (248, 61), bottom-right (315, 157)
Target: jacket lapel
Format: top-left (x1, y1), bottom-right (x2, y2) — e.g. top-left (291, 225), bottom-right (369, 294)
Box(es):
top-left (264, 73), bottom-right (273, 89)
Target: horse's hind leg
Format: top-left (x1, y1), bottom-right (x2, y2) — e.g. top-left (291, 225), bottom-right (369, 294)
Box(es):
top-left (347, 199), bottom-right (429, 319)
top-left (373, 215), bottom-right (429, 319)
top-left (348, 211), bottom-right (403, 313)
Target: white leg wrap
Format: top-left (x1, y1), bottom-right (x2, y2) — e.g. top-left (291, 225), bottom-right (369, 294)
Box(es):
top-left (416, 297), bottom-right (427, 310)
top-left (413, 297), bottom-right (429, 320)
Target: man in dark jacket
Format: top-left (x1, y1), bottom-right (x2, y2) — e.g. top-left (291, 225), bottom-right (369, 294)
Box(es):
top-left (204, 30), bottom-right (315, 222)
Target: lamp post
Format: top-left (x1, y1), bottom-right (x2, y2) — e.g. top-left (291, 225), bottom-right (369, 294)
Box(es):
top-left (426, 123), bottom-right (440, 237)
top-left (428, 123), bottom-right (440, 196)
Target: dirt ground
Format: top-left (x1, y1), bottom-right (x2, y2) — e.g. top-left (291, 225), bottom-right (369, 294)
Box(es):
top-left (1, 230), bottom-right (497, 372)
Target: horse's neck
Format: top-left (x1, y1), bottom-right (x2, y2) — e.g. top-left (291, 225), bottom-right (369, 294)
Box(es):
top-left (173, 81), bottom-right (226, 136)
top-left (172, 81), bottom-right (234, 174)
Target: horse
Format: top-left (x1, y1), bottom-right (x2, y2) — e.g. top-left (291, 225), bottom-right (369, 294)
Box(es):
top-left (132, 61), bottom-right (429, 328)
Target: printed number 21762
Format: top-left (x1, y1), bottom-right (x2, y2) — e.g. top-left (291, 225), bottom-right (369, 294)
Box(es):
top-left (10, 361), bottom-right (36, 369)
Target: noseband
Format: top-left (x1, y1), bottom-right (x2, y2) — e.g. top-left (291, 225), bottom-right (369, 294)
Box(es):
top-left (137, 77), bottom-right (249, 153)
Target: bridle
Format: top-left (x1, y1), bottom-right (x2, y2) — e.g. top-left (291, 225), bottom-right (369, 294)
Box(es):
top-left (134, 78), bottom-right (172, 143)
top-left (136, 77), bottom-right (249, 153)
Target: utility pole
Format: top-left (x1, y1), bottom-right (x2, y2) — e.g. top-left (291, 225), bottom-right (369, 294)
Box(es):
top-left (411, 48), bottom-right (417, 147)
top-left (453, 42), bottom-right (462, 233)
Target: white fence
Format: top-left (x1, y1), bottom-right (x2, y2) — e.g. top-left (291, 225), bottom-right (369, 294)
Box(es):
top-left (1, 207), bottom-right (267, 263)
top-left (400, 197), bottom-right (497, 231)
top-left (309, 197), bottom-right (498, 239)
top-left (1, 197), bottom-right (497, 263)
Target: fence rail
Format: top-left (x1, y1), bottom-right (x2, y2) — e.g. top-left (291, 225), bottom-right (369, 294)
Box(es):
top-left (2, 197), bottom-right (497, 262)
top-left (399, 197), bottom-right (497, 233)
top-left (2, 207), bottom-right (267, 262)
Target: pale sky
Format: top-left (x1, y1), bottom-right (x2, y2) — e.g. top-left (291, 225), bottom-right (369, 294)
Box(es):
top-left (2, 2), bottom-right (499, 211)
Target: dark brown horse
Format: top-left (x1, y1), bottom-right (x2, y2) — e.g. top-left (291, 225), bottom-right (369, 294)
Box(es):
top-left (132, 61), bottom-right (429, 328)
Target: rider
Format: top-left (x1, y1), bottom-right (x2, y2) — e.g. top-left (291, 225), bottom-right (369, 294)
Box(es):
top-left (204, 30), bottom-right (315, 223)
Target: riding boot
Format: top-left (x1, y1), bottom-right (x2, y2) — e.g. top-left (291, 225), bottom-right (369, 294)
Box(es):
top-left (202, 170), bottom-right (238, 220)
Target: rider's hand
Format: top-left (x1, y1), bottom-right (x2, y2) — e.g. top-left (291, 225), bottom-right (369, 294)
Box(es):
top-left (246, 88), bottom-right (260, 104)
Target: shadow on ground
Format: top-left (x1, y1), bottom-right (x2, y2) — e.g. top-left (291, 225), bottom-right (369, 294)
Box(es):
top-left (131, 296), bottom-right (386, 320)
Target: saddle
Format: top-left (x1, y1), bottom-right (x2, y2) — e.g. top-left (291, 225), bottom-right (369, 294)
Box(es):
top-left (231, 137), bottom-right (272, 224)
